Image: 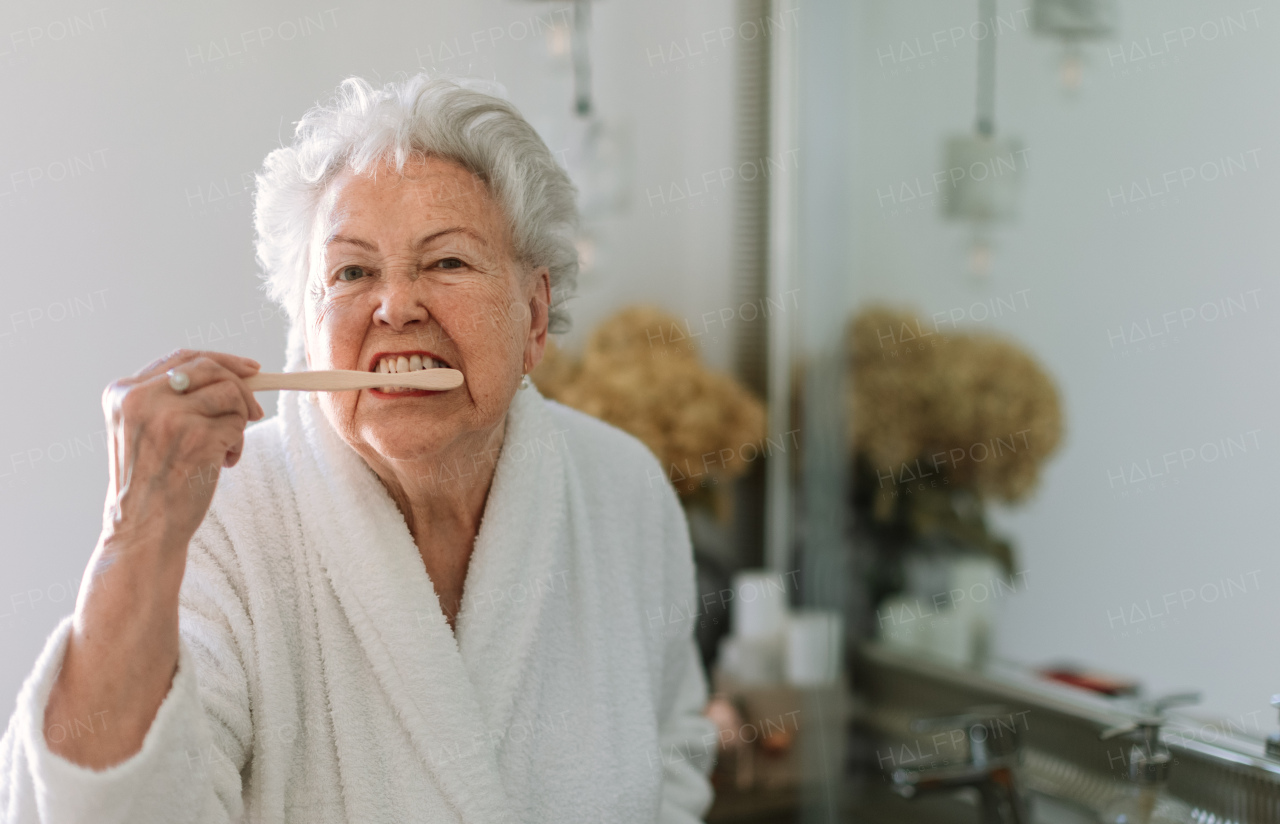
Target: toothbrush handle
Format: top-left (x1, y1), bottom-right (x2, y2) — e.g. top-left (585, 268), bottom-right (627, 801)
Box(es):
top-left (243, 369), bottom-right (463, 392)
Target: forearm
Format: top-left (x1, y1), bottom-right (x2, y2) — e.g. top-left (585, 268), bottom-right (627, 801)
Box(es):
top-left (43, 533), bottom-right (186, 768)
top-left (2, 614), bottom-right (243, 824)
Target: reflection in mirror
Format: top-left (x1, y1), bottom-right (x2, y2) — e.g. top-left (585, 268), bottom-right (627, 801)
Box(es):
top-left (842, 0), bottom-right (1276, 735)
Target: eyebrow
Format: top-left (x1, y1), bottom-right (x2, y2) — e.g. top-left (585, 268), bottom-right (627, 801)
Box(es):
top-left (323, 227), bottom-right (491, 252)
top-left (415, 227), bottom-right (491, 250)
top-left (324, 233), bottom-right (376, 251)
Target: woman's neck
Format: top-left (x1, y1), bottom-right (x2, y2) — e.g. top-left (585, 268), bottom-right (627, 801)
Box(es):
top-left (368, 418), bottom-right (507, 631)
top-left (378, 417), bottom-right (506, 545)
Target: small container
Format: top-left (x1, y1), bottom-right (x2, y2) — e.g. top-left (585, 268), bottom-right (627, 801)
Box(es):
top-left (784, 610), bottom-right (842, 686)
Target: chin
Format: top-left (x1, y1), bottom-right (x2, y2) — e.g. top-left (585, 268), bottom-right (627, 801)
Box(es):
top-left (365, 427), bottom-right (453, 463)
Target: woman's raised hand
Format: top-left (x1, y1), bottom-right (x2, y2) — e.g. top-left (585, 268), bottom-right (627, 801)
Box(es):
top-left (43, 349), bottom-right (263, 769)
top-left (100, 349), bottom-right (264, 555)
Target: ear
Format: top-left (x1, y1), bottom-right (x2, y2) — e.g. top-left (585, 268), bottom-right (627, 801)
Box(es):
top-left (523, 266), bottom-right (551, 373)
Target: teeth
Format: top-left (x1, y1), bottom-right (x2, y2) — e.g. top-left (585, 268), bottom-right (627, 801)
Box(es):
top-left (373, 354), bottom-right (448, 392)
top-left (376, 356), bottom-right (444, 373)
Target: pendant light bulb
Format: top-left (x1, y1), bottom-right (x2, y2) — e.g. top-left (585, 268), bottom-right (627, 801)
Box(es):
top-left (1060, 43), bottom-right (1084, 92)
top-left (968, 233), bottom-right (994, 281)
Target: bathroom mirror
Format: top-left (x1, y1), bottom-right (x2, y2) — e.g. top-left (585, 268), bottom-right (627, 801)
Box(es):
top-left (828, 0), bottom-right (1280, 729)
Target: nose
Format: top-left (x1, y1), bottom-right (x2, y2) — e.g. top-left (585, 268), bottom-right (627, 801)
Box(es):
top-left (372, 272), bottom-right (428, 331)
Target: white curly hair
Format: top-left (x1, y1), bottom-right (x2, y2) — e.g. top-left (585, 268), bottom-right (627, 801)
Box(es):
top-left (253, 74), bottom-right (579, 370)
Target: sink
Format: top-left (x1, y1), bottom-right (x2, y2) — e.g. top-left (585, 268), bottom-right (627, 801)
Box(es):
top-left (853, 783), bottom-right (1099, 824)
top-left (1029, 792), bottom-right (1100, 824)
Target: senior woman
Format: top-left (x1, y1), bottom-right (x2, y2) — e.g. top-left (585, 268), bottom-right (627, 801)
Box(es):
top-left (0, 75), bottom-right (715, 823)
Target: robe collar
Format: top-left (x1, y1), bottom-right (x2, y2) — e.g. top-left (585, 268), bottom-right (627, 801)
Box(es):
top-left (278, 385), bottom-right (566, 824)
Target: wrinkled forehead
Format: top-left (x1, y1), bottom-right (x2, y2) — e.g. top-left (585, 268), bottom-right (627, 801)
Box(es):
top-left (316, 155), bottom-right (500, 236)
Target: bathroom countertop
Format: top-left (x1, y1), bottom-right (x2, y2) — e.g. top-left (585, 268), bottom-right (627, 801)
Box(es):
top-left (705, 785), bottom-right (799, 823)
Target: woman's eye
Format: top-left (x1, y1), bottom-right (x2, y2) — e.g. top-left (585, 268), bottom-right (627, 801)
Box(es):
top-left (437, 257), bottom-right (464, 270)
top-left (337, 265), bottom-right (367, 282)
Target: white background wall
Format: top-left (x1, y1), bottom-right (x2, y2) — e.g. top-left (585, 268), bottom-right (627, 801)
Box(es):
top-left (848, 0), bottom-right (1280, 723)
top-left (0, 0), bottom-right (760, 714)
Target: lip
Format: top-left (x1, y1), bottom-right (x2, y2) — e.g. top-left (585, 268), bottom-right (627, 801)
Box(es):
top-left (367, 387), bottom-right (443, 398)
top-left (367, 350), bottom-right (453, 372)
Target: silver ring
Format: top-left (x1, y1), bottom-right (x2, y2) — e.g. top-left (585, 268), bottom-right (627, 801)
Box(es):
top-left (167, 368), bottom-right (191, 394)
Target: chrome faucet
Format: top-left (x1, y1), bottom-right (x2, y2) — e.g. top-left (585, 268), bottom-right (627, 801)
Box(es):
top-left (887, 704), bottom-right (1031, 824)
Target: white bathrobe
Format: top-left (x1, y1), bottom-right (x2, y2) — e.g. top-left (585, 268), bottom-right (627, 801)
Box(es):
top-left (0, 383), bottom-right (716, 823)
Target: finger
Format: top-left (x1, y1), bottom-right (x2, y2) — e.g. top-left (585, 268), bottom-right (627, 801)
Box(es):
top-left (159, 358), bottom-right (261, 419)
top-left (131, 366), bottom-right (248, 423)
top-left (182, 416), bottom-right (247, 479)
top-left (172, 355), bottom-right (263, 418)
top-left (196, 351), bottom-right (262, 379)
top-left (211, 417), bottom-right (250, 469)
top-left (180, 406), bottom-right (251, 476)
top-left (159, 357), bottom-right (234, 394)
top-left (223, 437), bottom-right (244, 469)
top-left (133, 349), bottom-right (260, 381)
top-left (206, 357), bottom-right (265, 419)
top-left (132, 349), bottom-right (203, 380)
top-left (183, 378), bottom-right (253, 422)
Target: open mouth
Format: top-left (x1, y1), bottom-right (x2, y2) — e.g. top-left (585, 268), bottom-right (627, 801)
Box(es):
top-left (367, 350), bottom-right (453, 395)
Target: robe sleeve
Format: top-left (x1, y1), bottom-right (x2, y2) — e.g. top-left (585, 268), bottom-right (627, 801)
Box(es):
top-left (0, 516), bottom-right (253, 824)
top-left (654, 480), bottom-right (718, 824)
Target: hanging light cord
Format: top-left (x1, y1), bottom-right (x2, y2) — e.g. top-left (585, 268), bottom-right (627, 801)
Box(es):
top-left (975, 0), bottom-right (997, 136)
top-left (572, 0), bottom-right (592, 116)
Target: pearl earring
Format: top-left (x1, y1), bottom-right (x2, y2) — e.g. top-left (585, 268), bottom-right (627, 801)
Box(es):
top-left (520, 374), bottom-right (531, 390)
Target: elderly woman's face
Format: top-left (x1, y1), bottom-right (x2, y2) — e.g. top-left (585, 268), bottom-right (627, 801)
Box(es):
top-left (302, 155), bottom-right (549, 465)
